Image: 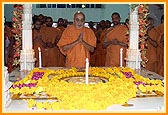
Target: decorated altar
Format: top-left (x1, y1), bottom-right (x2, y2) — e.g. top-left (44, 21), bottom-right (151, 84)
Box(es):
top-left (4, 67), bottom-right (164, 112)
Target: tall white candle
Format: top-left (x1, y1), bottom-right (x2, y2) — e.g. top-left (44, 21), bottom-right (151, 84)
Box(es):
top-left (38, 47), bottom-right (42, 68)
top-left (120, 48), bottom-right (123, 67)
top-left (85, 58), bottom-right (89, 84)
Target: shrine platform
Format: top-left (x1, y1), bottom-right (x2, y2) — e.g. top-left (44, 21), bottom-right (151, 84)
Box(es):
top-left (3, 67), bottom-right (165, 112)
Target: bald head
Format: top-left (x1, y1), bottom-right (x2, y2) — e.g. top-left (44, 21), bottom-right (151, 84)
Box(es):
top-left (74, 11), bottom-right (85, 21)
top-left (73, 11), bottom-right (85, 29)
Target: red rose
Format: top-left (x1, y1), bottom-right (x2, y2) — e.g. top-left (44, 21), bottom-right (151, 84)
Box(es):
top-left (141, 44), bottom-right (144, 49)
top-left (15, 41), bottom-right (19, 45)
top-left (138, 7), bottom-right (143, 13)
top-left (12, 17), bottom-right (17, 21)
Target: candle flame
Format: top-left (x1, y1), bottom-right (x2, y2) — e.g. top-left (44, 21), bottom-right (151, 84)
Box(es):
top-left (120, 48), bottom-right (123, 51)
top-left (86, 58), bottom-right (89, 62)
top-left (38, 47), bottom-right (41, 52)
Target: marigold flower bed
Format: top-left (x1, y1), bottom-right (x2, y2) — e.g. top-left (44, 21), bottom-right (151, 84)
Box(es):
top-left (10, 67), bottom-right (164, 110)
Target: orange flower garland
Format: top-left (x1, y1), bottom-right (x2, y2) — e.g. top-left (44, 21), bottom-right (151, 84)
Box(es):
top-left (138, 4), bottom-right (149, 68)
top-left (130, 4), bottom-right (149, 68)
top-left (12, 4), bottom-right (23, 67)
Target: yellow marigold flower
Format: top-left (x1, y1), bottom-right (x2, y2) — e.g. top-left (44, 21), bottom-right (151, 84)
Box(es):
top-left (27, 99), bottom-right (36, 108)
top-left (35, 86), bottom-right (44, 94)
top-left (51, 102), bottom-right (62, 110)
top-left (138, 84), bottom-right (146, 92)
top-left (9, 67), bottom-right (164, 110)
top-left (36, 102), bottom-right (44, 109)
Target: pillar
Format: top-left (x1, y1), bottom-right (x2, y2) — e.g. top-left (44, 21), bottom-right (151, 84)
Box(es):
top-left (20, 4), bottom-right (35, 71)
top-left (126, 6), bottom-right (142, 69)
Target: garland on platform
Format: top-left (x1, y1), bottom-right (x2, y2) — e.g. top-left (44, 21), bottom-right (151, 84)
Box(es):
top-left (10, 67), bottom-right (164, 110)
top-left (12, 4), bottom-right (23, 67)
top-left (130, 4), bottom-right (149, 68)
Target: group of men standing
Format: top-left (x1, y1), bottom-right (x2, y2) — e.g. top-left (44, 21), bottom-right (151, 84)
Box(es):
top-left (32, 11), bottom-right (164, 77)
top-left (32, 11), bottom-right (129, 69)
top-left (33, 16), bottom-right (67, 67)
top-left (146, 15), bottom-right (164, 76)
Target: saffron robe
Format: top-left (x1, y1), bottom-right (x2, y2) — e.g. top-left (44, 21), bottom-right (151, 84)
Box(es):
top-left (105, 24), bottom-right (128, 67)
top-left (41, 26), bottom-right (62, 67)
top-left (156, 23), bottom-right (164, 76)
top-left (32, 29), bottom-right (43, 67)
top-left (95, 28), bottom-right (107, 67)
top-left (56, 26), bottom-right (66, 67)
top-left (57, 25), bottom-right (96, 68)
top-left (89, 28), bottom-right (97, 66)
top-left (146, 27), bottom-right (158, 73)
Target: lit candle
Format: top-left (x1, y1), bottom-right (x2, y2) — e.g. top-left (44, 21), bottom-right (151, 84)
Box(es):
top-left (38, 47), bottom-right (42, 68)
top-left (120, 48), bottom-right (123, 67)
top-left (85, 58), bottom-right (89, 84)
